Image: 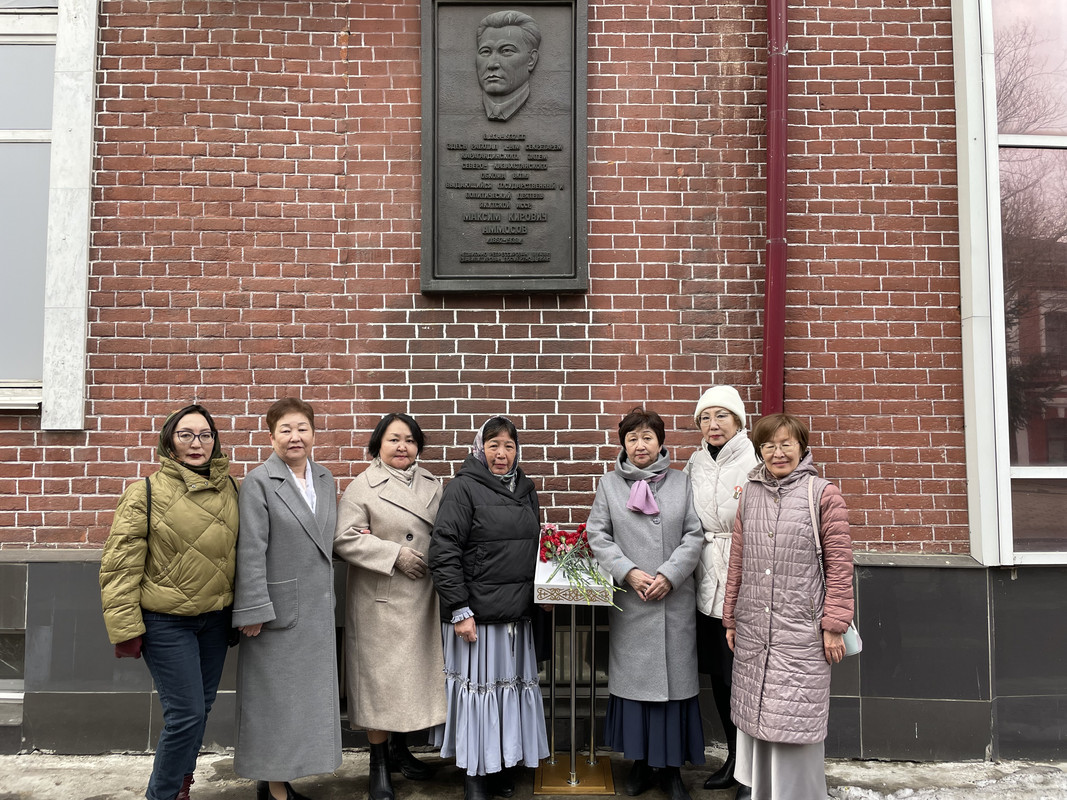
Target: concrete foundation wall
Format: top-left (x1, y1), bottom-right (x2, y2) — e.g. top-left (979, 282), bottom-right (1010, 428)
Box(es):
top-left (5, 557), bottom-right (1066, 760)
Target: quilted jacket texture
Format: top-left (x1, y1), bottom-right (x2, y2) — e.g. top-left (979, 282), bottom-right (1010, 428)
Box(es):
top-left (683, 431), bottom-right (760, 617)
top-left (100, 452), bottom-right (239, 644)
top-left (722, 453), bottom-right (854, 744)
top-left (429, 454), bottom-right (541, 623)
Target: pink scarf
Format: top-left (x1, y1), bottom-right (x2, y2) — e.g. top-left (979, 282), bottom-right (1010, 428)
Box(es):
top-left (625, 470), bottom-right (667, 515)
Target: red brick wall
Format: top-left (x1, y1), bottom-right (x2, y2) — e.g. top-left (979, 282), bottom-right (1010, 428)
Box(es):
top-left (0, 0), bottom-right (967, 553)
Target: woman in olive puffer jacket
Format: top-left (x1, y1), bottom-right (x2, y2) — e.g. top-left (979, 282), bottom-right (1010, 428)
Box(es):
top-left (100, 403), bottom-right (239, 800)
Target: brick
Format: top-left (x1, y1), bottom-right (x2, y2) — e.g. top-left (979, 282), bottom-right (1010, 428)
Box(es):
top-left (0, 0), bottom-right (970, 555)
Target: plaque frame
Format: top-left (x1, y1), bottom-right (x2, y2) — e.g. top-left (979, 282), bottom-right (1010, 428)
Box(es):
top-left (420, 0), bottom-right (589, 294)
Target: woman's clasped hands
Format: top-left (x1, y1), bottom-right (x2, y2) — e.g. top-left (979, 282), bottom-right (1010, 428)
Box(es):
top-left (625, 567), bottom-right (673, 601)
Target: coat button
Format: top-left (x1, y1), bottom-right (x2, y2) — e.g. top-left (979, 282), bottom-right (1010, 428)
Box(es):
top-left (651, 517), bottom-right (660, 525)
top-left (406, 533), bottom-right (413, 541)
top-left (765, 568), bottom-right (771, 575)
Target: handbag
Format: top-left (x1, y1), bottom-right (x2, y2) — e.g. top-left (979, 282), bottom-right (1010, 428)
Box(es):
top-left (807, 476), bottom-right (862, 657)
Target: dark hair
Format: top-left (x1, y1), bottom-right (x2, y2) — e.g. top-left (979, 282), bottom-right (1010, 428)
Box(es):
top-left (368, 413), bottom-right (425, 458)
top-left (265, 397), bottom-right (316, 433)
top-left (159, 403), bottom-right (221, 459)
top-left (750, 413), bottom-right (810, 456)
top-left (618, 407), bottom-right (666, 446)
top-left (481, 416), bottom-right (519, 445)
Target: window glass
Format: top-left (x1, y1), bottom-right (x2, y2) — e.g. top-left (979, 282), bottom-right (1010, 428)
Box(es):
top-left (0, 44), bottom-right (55, 129)
top-left (0, 632), bottom-right (25, 681)
top-left (993, 0), bottom-right (1067, 136)
top-left (1011, 478), bottom-right (1067, 552)
top-left (998, 148), bottom-right (1067, 467)
top-left (0, 142), bottom-right (49, 381)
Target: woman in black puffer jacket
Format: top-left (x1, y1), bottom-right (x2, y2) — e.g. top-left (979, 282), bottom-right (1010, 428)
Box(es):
top-left (429, 417), bottom-right (549, 800)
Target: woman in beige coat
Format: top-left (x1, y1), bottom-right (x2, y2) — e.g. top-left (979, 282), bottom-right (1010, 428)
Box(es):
top-left (335, 413), bottom-right (446, 800)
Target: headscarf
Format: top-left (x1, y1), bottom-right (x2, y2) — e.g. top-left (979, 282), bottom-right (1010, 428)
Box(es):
top-left (473, 416), bottom-right (520, 492)
top-left (157, 403), bottom-right (222, 474)
top-left (615, 446), bottom-right (672, 515)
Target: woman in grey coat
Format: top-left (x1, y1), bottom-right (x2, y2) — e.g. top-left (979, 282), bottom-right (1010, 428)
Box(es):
top-left (586, 408), bottom-right (705, 800)
top-left (233, 398), bottom-right (343, 800)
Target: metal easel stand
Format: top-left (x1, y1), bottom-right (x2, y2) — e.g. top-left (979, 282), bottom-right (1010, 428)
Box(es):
top-left (533, 604), bottom-right (614, 795)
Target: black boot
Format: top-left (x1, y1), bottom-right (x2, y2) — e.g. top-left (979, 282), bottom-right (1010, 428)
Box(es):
top-left (388, 732), bottom-right (435, 781)
top-left (464, 774), bottom-right (489, 800)
top-left (735, 784), bottom-right (752, 800)
top-left (487, 769), bottom-right (515, 798)
top-left (663, 767), bottom-right (691, 800)
top-left (623, 759), bottom-right (655, 797)
top-left (703, 751), bottom-right (737, 790)
top-left (368, 742), bottom-right (395, 800)
top-left (256, 782), bottom-right (313, 800)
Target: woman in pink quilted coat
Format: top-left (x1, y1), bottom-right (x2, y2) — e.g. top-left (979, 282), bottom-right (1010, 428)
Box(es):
top-left (722, 413), bottom-right (854, 800)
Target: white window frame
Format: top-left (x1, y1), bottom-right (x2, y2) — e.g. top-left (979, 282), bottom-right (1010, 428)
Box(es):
top-left (0, 9), bottom-right (55, 409)
top-left (953, 0), bottom-right (1067, 565)
top-left (0, 0), bottom-right (96, 429)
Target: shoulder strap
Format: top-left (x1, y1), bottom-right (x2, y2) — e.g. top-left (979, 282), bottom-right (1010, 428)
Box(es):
top-left (808, 476), bottom-right (827, 593)
top-left (229, 475), bottom-right (238, 494)
top-left (145, 475), bottom-right (152, 532)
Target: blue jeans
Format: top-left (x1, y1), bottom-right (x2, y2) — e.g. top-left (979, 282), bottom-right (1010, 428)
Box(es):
top-left (141, 608), bottom-right (231, 800)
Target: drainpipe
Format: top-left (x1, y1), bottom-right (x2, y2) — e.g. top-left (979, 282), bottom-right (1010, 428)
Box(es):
top-left (761, 0), bottom-right (788, 415)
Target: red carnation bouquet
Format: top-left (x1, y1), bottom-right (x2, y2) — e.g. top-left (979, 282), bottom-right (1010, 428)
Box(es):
top-left (539, 522), bottom-right (622, 608)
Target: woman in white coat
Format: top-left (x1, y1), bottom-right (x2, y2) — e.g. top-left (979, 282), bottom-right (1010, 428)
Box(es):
top-left (233, 398), bottom-right (342, 800)
top-left (683, 386), bottom-right (758, 800)
top-left (334, 413), bottom-right (446, 800)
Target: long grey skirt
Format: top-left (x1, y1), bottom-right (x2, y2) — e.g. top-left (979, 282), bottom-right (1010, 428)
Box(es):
top-left (433, 619), bottom-right (549, 776)
top-left (735, 729), bottom-right (827, 800)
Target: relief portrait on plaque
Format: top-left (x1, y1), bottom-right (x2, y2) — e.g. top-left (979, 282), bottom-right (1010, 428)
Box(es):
top-left (421, 0), bottom-right (588, 293)
top-left (476, 11), bottom-right (541, 122)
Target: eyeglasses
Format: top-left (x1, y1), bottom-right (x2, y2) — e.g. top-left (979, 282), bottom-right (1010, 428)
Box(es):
top-left (175, 431), bottom-right (215, 444)
top-left (759, 441), bottom-right (798, 455)
top-left (699, 412), bottom-right (734, 425)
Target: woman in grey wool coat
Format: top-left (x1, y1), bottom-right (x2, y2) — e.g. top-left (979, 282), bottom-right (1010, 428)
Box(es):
top-left (586, 407), bottom-right (705, 800)
top-left (233, 398), bottom-right (343, 800)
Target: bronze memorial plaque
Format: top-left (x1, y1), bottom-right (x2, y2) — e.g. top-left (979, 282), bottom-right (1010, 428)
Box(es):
top-left (420, 0), bottom-right (588, 293)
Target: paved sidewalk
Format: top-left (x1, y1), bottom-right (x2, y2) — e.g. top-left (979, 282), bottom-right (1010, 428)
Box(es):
top-left (1, 750), bottom-right (1066, 800)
